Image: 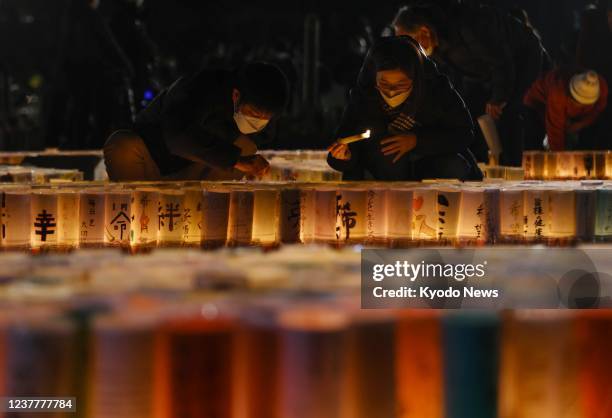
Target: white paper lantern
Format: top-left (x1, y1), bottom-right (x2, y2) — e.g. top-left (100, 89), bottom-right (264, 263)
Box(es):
top-left (412, 188), bottom-right (438, 241)
top-left (202, 190), bottom-right (230, 248)
top-left (279, 188), bottom-right (302, 244)
top-left (157, 190), bottom-right (185, 246)
top-left (31, 191), bottom-right (59, 249)
top-left (458, 188), bottom-right (487, 243)
top-left (299, 188), bottom-right (316, 244)
top-left (337, 188), bottom-right (367, 243)
top-left (131, 189), bottom-right (159, 248)
top-left (386, 189), bottom-right (414, 244)
top-left (547, 190), bottom-right (576, 239)
top-left (252, 188), bottom-right (279, 246)
top-left (575, 189), bottom-right (597, 242)
top-left (57, 191), bottom-right (80, 249)
top-left (314, 188), bottom-right (337, 243)
top-left (523, 189), bottom-right (549, 242)
top-left (365, 189), bottom-right (387, 244)
top-left (228, 190), bottom-right (255, 246)
top-left (499, 188), bottom-right (525, 243)
top-left (1, 188), bottom-right (31, 249)
top-left (595, 188), bottom-right (612, 241)
top-left (437, 188), bottom-right (461, 242)
top-left (79, 190), bottom-right (106, 247)
top-left (182, 188), bottom-right (204, 246)
top-left (104, 191), bottom-right (132, 246)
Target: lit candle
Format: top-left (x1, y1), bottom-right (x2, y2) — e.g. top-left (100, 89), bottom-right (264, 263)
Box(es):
top-left (131, 188), bottom-right (160, 248)
top-left (386, 188), bottom-right (414, 246)
top-left (79, 190), bottom-right (106, 248)
top-left (202, 189), bottom-right (230, 248)
top-left (104, 191), bottom-right (132, 246)
top-left (1, 187), bottom-right (31, 249)
top-left (228, 189), bottom-right (255, 246)
top-left (252, 188), bottom-right (279, 247)
top-left (31, 190), bottom-right (59, 250)
top-left (57, 191), bottom-right (80, 250)
top-left (337, 129), bottom-right (371, 145)
top-left (158, 190), bottom-right (185, 247)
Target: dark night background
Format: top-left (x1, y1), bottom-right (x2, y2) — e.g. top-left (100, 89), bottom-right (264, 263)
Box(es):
top-left (0, 0), bottom-right (600, 151)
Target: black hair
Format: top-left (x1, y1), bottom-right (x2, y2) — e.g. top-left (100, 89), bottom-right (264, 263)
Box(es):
top-left (359, 36), bottom-right (427, 114)
top-left (392, 3), bottom-right (447, 37)
top-left (235, 62), bottom-right (289, 114)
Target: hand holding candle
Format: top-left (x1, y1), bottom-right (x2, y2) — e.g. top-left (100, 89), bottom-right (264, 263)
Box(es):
top-left (337, 129), bottom-right (371, 145)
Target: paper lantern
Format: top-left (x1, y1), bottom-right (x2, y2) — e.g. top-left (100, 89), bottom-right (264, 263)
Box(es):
top-left (606, 152), bottom-right (612, 179)
top-left (182, 188), bottom-right (204, 246)
top-left (90, 314), bottom-right (156, 418)
top-left (545, 152), bottom-right (558, 179)
top-left (523, 152), bottom-right (535, 179)
top-left (252, 188), bottom-right (279, 246)
top-left (314, 188), bottom-right (337, 243)
top-left (523, 188), bottom-right (549, 242)
top-left (1, 188), bottom-right (31, 249)
top-left (364, 189), bottom-right (387, 244)
top-left (499, 188), bottom-right (525, 243)
top-left (458, 188), bottom-right (487, 243)
top-left (79, 190), bottom-right (106, 247)
top-left (279, 188), bottom-right (302, 244)
top-left (155, 310), bottom-right (237, 418)
top-left (412, 188), bottom-right (438, 241)
top-left (278, 306), bottom-right (348, 418)
top-left (104, 191), bottom-right (132, 246)
top-left (547, 189), bottom-right (576, 240)
top-left (396, 312), bottom-right (444, 418)
top-left (131, 189), bottom-right (159, 248)
top-left (31, 190), bottom-right (59, 249)
top-left (386, 189), bottom-right (414, 245)
top-left (593, 151), bottom-right (607, 179)
top-left (575, 189), bottom-right (597, 242)
top-left (336, 188), bottom-right (367, 243)
top-left (202, 190), bottom-right (230, 248)
top-left (437, 188), bottom-right (461, 242)
top-left (595, 188), bottom-right (612, 241)
top-left (157, 191), bottom-right (185, 246)
top-left (299, 188), bottom-right (316, 244)
top-left (532, 153), bottom-right (546, 179)
top-left (228, 190), bottom-right (255, 246)
top-left (57, 191), bottom-right (80, 249)
top-left (499, 311), bottom-right (579, 418)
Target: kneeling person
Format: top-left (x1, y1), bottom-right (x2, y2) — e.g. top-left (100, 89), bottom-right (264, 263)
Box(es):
top-left (104, 62), bottom-right (289, 181)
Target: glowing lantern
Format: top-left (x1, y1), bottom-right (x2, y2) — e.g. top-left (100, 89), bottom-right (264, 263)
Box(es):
top-left (57, 191), bottom-right (80, 249)
top-left (314, 188), bottom-right (337, 244)
top-left (523, 152), bottom-right (535, 179)
top-left (131, 188), bottom-right (159, 248)
top-left (547, 189), bottom-right (576, 240)
top-left (299, 187), bottom-right (316, 244)
top-left (545, 152), bottom-right (558, 179)
top-left (499, 188), bottom-right (525, 243)
top-left (364, 188), bottom-right (388, 244)
top-left (532, 153), bottom-right (546, 179)
top-left (31, 190), bottom-right (59, 250)
top-left (279, 188), bottom-right (302, 244)
top-left (104, 191), bottom-right (132, 246)
top-left (595, 187), bottom-right (612, 242)
top-left (606, 152), bottom-right (612, 179)
top-left (157, 191), bottom-right (185, 246)
top-left (575, 189), bottom-right (597, 242)
top-left (457, 188), bottom-right (487, 244)
top-left (79, 190), bottom-right (106, 247)
top-left (386, 188), bottom-right (414, 245)
top-left (337, 188), bottom-right (367, 243)
top-left (1, 187), bottom-right (31, 249)
top-left (523, 188), bottom-right (549, 242)
top-left (252, 188), bottom-right (279, 246)
top-left (594, 151), bottom-right (606, 179)
top-left (182, 188), bottom-right (204, 246)
top-left (437, 188), bottom-right (461, 243)
top-left (228, 189), bottom-right (255, 246)
top-left (202, 190), bottom-right (230, 248)
top-left (412, 188), bottom-right (438, 241)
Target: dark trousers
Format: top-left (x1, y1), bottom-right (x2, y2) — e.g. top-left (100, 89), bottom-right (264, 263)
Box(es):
top-left (413, 152), bottom-right (483, 181)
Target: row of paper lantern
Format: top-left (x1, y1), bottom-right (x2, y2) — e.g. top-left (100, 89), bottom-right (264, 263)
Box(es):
top-left (0, 165), bottom-right (84, 183)
top-left (1, 181), bottom-right (612, 250)
top-left (523, 151), bottom-right (612, 180)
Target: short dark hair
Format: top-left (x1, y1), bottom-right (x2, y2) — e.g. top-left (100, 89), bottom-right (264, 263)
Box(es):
top-left (393, 4), bottom-right (444, 35)
top-left (235, 62), bottom-right (289, 114)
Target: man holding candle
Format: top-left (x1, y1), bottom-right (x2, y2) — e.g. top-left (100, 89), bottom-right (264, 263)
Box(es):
top-left (328, 36), bottom-right (482, 181)
top-left (104, 62), bottom-right (288, 181)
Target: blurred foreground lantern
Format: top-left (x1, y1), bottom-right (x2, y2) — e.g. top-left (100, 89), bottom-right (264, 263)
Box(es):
top-left (386, 188), bottom-right (414, 246)
top-left (202, 190), bottom-right (230, 248)
top-left (131, 188), bottom-right (159, 248)
top-left (252, 188), bottom-right (279, 247)
top-left (57, 191), bottom-right (80, 249)
top-left (228, 189), bottom-right (254, 246)
top-left (1, 187), bottom-right (31, 249)
top-left (31, 190), bottom-right (59, 250)
top-left (79, 190), bottom-right (106, 247)
top-left (158, 191), bottom-right (185, 247)
top-left (104, 191), bottom-right (132, 246)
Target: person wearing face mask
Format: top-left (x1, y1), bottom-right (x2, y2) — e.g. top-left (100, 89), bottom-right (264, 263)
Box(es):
top-left (327, 36), bottom-right (482, 181)
top-left (393, 3), bottom-right (546, 166)
top-left (103, 62), bottom-right (288, 181)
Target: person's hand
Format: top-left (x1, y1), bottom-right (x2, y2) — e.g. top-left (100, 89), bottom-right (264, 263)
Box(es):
top-left (381, 134), bottom-right (417, 163)
top-left (485, 102), bottom-right (507, 120)
top-left (327, 142), bottom-right (351, 161)
top-left (234, 155), bottom-right (270, 177)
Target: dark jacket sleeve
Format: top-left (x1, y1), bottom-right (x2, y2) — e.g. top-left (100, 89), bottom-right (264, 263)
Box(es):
top-left (160, 73), bottom-right (243, 169)
top-left (412, 72), bottom-right (475, 156)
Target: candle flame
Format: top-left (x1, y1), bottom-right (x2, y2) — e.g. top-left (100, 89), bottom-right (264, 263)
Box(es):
top-left (365, 129), bottom-right (371, 138)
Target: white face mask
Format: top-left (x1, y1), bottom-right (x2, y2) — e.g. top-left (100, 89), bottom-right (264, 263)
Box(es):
top-left (379, 90), bottom-right (411, 108)
top-left (233, 111), bottom-right (270, 134)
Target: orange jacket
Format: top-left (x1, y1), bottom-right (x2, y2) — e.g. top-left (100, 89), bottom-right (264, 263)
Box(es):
top-left (523, 70), bottom-right (608, 150)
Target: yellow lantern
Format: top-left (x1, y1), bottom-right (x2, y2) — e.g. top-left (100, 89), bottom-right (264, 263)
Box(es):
top-left (595, 187), bottom-right (612, 242)
top-left (182, 188), bottom-right (204, 247)
top-left (499, 188), bottom-right (525, 243)
top-left (437, 188), bottom-right (461, 243)
top-left (412, 188), bottom-right (438, 241)
top-left (57, 190), bottom-right (80, 250)
top-left (457, 188), bottom-right (487, 244)
top-left (79, 190), bottom-right (106, 248)
top-left (104, 191), bottom-right (132, 246)
top-left (1, 187), bottom-right (31, 249)
top-left (365, 188), bottom-right (388, 245)
top-left (131, 188), bottom-right (159, 248)
top-left (157, 190), bottom-right (185, 247)
top-left (336, 188), bottom-right (368, 244)
top-left (202, 190), bottom-right (230, 248)
top-left (386, 188), bottom-right (414, 246)
top-left (31, 190), bottom-right (59, 250)
top-left (314, 188), bottom-right (337, 244)
top-left (228, 189), bottom-right (255, 246)
top-left (523, 188), bottom-right (549, 242)
top-left (279, 188), bottom-right (302, 244)
top-left (252, 188), bottom-right (280, 247)
top-left (547, 189), bottom-right (576, 241)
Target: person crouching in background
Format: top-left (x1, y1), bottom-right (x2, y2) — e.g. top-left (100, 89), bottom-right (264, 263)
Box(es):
top-left (523, 69), bottom-right (608, 151)
top-left (327, 36), bottom-right (482, 181)
top-left (104, 62), bottom-right (288, 181)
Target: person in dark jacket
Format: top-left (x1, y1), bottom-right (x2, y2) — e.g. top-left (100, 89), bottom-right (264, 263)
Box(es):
top-left (104, 62), bottom-right (289, 181)
top-left (393, 3), bottom-right (546, 165)
top-left (327, 36), bottom-right (482, 181)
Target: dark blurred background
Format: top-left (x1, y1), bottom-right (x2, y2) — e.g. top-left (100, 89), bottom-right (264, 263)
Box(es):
top-left (0, 0), bottom-right (603, 151)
